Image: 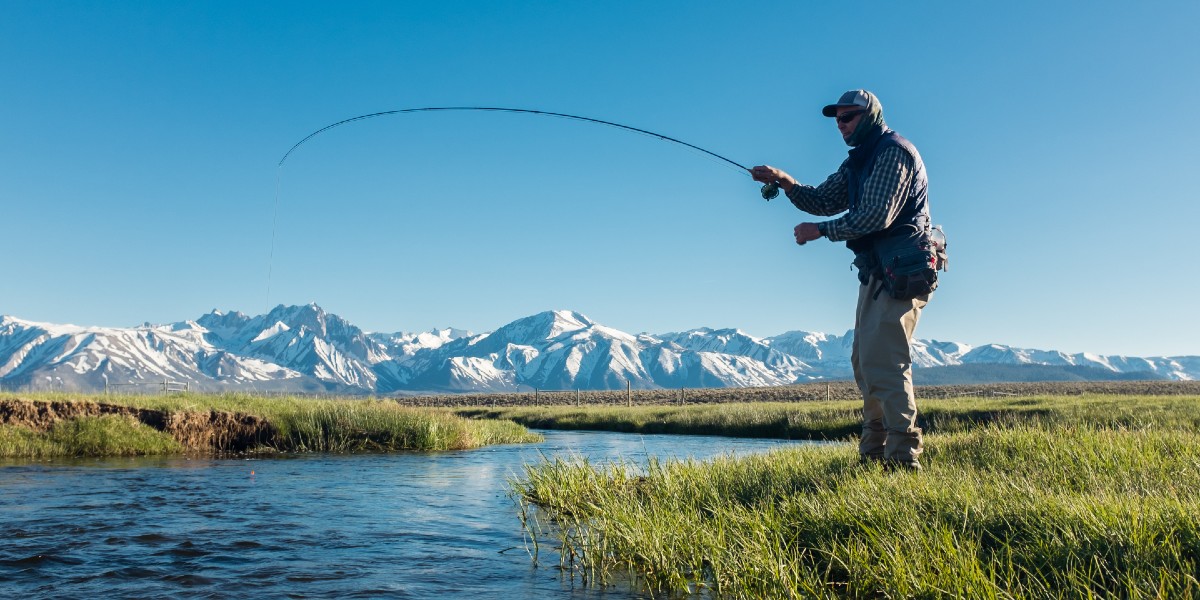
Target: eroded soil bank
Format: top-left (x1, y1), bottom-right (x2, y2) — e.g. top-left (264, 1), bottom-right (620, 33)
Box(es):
top-left (0, 398), bottom-right (276, 452)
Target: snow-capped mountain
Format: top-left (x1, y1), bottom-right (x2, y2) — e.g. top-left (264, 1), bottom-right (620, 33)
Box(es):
top-left (1, 304), bottom-right (1196, 394)
top-left (195, 304), bottom-right (386, 389)
top-left (0, 315), bottom-right (306, 393)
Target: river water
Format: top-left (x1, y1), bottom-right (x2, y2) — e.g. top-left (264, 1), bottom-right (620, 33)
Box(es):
top-left (0, 430), bottom-right (815, 599)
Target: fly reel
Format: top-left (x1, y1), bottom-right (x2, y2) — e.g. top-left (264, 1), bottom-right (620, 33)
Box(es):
top-left (760, 182), bottom-right (780, 200)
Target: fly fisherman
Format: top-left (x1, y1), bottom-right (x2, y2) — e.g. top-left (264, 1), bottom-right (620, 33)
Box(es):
top-left (751, 89), bottom-right (942, 471)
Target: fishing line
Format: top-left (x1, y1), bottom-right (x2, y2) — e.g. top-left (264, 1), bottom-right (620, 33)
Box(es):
top-left (267, 106), bottom-right (774, 310)
top-left (265, 168), bottom-right (282, 311)
top-left (277, 106), bottom-right (754, 172)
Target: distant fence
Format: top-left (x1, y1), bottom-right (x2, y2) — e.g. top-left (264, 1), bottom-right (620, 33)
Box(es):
top-left (104, 379), bottom-right (191, 394)
top-left (0, 378), bottom-right (191, 395)
top-left (389, 381), bottom-right (862, 409)
top-left (389, 380), bottom-right (1200, 408)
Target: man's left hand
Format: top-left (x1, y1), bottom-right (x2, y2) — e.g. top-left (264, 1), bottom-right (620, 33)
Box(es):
top-left (794, 223), bottom-right (822, 246)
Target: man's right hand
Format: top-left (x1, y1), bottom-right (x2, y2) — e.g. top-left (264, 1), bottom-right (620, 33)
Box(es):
top-left (750, 165), bottom-right (797, 190)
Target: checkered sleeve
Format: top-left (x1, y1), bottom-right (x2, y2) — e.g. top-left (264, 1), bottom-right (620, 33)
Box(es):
top-left (785, 160), bottom-right (851, 216)
top-left (819, 147), bottom-right (915, 242)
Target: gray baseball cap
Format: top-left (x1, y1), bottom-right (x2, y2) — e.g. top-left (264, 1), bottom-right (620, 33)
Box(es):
top-left (822, 90), bottom-right (872, 117)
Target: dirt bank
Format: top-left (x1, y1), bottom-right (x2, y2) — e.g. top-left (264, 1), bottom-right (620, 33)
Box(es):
top-left (0, 399), bottom-right (276, 452)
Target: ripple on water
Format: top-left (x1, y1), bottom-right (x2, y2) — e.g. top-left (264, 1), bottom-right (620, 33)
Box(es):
top-left (240, 564), bottom-right (291, 580)
top-left (132, 532), bottom-right (174, 544)
top-left (157, 541), bottom-right (209, 558)
top-left (0, 430), bottom-right (813, 599)
top-left (161, 572), bottom-right (215, 586)
top-left (1, 553), bottom-right (77, 567)
top-left (102, 566), bottom-right (163, 579)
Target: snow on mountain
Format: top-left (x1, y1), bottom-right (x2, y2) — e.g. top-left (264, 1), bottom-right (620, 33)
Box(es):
top-left (911, 339), bottom-right (973, 368)
top-left (656, 327), bottom-right (817, 383)
top-left (1, 306), bottom-right (1196, 393)
top-left (959, 344), bottom-right (1068, 366)
top-left (1158, 356), bottom-right (1200, 381)
top-left (953, 344), bottom-right (1195, 380)
top-left (477, 310), bottom-right (596, 354)
top-left (640, 344), bottom-right (800, 388)
top-left (658, 327), bottom-right (769, 357)
top-left (251, 321), bottom-right (291, 343)
top-left (519, 320), bottom-right (650, 390)
top-left (765, 330), bottom-right (854, 367)
top-left (368, 327), bottom-right (474, 362)
top-left (374, 311), bottom-right (638, 392)
top-left (0, 315), bottom-right (303, 392)
top-left (195, 304), bottom-right (387, 389)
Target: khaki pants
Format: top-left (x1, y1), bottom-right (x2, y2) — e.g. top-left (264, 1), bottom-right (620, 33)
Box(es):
top-left (852, 278), bottom-right (930, 464)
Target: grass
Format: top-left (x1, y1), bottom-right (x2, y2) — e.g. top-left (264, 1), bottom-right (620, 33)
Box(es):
top-left (462, 401), bottom-right (864, 438)
top-left (0, 414), bottom-right (185, 458)
top-left (464, 394), bottom-right (1200, 440)
top-left (511, 395), bottom-right (1200, 598)
top-left (0, 392), bottom-right (541, 457)
top-left (209, 394), bottom-right (541, 452)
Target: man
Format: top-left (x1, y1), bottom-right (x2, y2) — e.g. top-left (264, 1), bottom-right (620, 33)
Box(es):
top-left (751, 89), bottom-right (933, 471)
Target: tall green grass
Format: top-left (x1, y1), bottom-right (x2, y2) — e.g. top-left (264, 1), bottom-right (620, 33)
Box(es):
top-left (513, 396), bottom-right (1200, 598)
top-left (233, 395), bottom-right (540, 452)
top-left (0, 414), bottom-right (184, 458)
top-left (517, 425), bottom-right (1200, 598)
top-left (0, 392), bottom-right (541, 457)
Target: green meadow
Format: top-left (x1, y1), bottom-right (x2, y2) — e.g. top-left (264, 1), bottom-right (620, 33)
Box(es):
top-left (459, 394), bottom-right (1200, 439)
top-left (506, 394), bottom-right (1200, 598)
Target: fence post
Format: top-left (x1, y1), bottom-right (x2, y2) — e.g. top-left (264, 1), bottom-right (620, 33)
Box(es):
top-left (535, 388), bottom-right (539, 406)
top-left (626, 380), bottom-right (631, 407)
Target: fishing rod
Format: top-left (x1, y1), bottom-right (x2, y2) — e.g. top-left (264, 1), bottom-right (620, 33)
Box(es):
top-left (267, 106), bottom-right (782, 311)
top-left (277, 106), bottom-right (782, 199)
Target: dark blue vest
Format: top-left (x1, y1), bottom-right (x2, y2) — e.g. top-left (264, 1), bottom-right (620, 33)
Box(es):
top-left (845, 129), bottom-right (929, 254)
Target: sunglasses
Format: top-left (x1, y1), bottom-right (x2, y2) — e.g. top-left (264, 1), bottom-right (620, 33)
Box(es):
top-left (836, 110), bottom-right (866, 124)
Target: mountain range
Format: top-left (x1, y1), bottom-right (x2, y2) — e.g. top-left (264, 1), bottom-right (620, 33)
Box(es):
top-left (1, 304), bottom-right (1196, 394)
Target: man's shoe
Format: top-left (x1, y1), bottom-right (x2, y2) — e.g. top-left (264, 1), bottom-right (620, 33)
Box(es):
top-left (882, 459), bottom-right (922, 472)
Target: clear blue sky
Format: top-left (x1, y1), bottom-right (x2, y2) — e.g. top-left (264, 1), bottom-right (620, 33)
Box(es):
top-left (3, 1), bottom-right (1198, 357)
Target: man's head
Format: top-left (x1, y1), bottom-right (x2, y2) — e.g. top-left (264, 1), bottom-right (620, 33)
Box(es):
top-left (823, 89), bottom-right (885, 147)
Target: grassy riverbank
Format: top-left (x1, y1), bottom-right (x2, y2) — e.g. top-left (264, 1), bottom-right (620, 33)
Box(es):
top-left (512, 395), bottom-right (1200, 598)
top-left (0, 392), bottom-right (541, 458)
top-left (462, 393), bottom-right (1200, 439)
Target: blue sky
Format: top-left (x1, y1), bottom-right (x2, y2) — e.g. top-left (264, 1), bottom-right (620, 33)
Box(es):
top-left (3, 1), bottom-right (1198, 356)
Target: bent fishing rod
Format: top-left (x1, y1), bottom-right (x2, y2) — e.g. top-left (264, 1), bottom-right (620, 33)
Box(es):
top-left (277, 106), bottom-right (783, 200)
top-left (266, 106), bottom-right (784, 311)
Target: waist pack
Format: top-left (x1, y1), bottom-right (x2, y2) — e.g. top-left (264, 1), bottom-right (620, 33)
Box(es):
top-left (852, 225), bottom-right (948, 300)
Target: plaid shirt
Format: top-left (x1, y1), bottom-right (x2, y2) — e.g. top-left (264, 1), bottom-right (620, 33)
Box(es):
top-left (785, 146), bottom-right (917, 242)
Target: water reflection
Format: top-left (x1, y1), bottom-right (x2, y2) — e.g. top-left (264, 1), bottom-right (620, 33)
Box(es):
top-left (0, 430), bottom-right (817, 598)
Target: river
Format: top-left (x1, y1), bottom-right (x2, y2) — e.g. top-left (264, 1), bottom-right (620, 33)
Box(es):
top-left (0, 430), bottom-right (817, 598)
